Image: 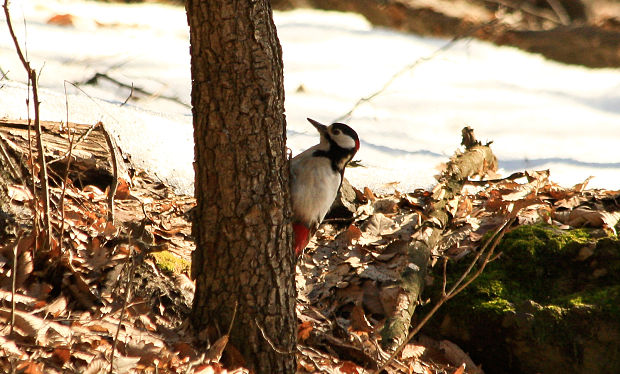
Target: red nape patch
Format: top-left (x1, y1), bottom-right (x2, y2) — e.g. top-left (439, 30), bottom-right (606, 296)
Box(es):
top-left (355, 138), bottom-right (360, 151)
top-left (293, 223), bottom-right (311, 257)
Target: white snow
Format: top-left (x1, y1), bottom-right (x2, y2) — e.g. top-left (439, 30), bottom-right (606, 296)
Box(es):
top-left (1, 0), bottom-right (619, 195)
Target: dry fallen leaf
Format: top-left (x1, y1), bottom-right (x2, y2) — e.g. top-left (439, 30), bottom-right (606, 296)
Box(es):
top-left (555, 206), bottom-right (620, 234)
top-left (52, 347), bottom-right (71, 365)
top-left (17, 361), bottom-right (44, 374)
top-left (345, 225), bottom-right (362, 244)
top-left (298, 321), bottom-right (313, 341)
top-left (572, 176), bottom-right (594, 192)
top-left (0, 335), bottom-right (24, 357)
top-left (452, 363), bottom-right (466, 374)
top-left (114, 178), bottom-right (132, 200)
top-left (401, 343), bottom-right (426, 360)
top-left (45, 296), bottom-right (69, 318)
top-left (47, 14), bottom-right (75, 26)
top-left (111, 355), bottom-right (141, 373)
top-left (7, 184), bottom-right (34, 202)
top-left (338, 360), bottom-right (361, 374)
top-left (364, 187), bottom-right (376, 202)
top-left (205, 334), bottom-right (229, 363)
top-left (83, 358), bottom-right (108, 374)
top-left (409, 360), bottom-right (427, 374)
top-left (350, 304), bottom-right (373, 333)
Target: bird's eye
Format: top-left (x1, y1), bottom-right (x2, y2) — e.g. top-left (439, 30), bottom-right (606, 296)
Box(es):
top-left (333, 129), bottom-right (341, 136)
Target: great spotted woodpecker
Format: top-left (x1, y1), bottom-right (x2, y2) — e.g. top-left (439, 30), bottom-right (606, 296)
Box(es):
top-left (291, 118), bottom-right (360, 257)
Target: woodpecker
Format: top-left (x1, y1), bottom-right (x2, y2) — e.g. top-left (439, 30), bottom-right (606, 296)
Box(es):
top-left (291, 118), bottom-right (360, 257)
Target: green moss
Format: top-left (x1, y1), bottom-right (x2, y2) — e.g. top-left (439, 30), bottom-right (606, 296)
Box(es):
top-left (561, 285), bottom-right (620, 317)
top-left (151, 250), bottom-right (190, 275)
top-left (425, 224), bottom-right (620, 373)
top-left (477, 298), bottom-right (515, 313)
top-left (444, 224), bottom-right (620, 312)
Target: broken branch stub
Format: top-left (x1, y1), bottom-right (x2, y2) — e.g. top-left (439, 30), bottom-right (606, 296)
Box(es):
top-left (379, 127), bottom-right (497, 351)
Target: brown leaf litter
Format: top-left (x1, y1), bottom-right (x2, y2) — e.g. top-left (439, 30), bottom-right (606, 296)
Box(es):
top-left (1, 119), bottom-right (619, 373)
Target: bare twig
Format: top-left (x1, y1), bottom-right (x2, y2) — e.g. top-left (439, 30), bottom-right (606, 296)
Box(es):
top-left (58, 83), bottom-right (75, 255)
top-left (375, 216), bottom-right (516, 373)
top-left (0, 134), bottom-right (21, 180)
top-left (9, 233), bottom-right (23, 336)
top-left (58, 128), bottom-right (75, 255)
top-left (99, 122), bottom-right (118, 223)
top-left (227, 301), bottom-right (238, 336)
top-left (109, 246), bottom-right (137, 374)
top-left (545, 0), bottom-right (570, 25)
top-left (441, 256), bottom-right (448, 297)
top-left (31, 72), bottom-right (51, 251)
top-left (121, 82), bottom-right (134, 106)
top-left (0, 66), bottom-right (9, 80)
top-left (47, 80), bottom-right (119, 167)
top-left (80, 72), bottom-right (191, 108)
top-left (333, 19), bottom-right (498, 123)
top-left (4, 0), bottom-right (51, 252)
top-left (484, 0), bottom-right (562, 24)
top-left (255, 317), bottom-right (295, 355)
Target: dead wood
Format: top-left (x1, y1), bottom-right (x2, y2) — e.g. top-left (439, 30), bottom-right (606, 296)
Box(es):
top-left (0, 119), bottom-right (129, 192)
top-left (99, 122), bottom-right (119, 224)
top-left (379, 127), bottom-right (497, 351)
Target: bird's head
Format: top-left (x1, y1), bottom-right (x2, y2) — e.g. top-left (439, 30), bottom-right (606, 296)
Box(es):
top-left (307, 118), bottom-right (359, 153)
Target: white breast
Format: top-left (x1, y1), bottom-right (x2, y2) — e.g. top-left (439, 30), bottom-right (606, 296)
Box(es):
top-left (291, 150), bottom-right (341, 228)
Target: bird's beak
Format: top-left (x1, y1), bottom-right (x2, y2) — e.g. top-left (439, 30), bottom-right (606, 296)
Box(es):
top-left (307, 118), bottom-right (327, 135)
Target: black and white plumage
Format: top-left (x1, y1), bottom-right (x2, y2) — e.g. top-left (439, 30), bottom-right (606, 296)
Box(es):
top-left (291, 118), bottom-right (360, 256)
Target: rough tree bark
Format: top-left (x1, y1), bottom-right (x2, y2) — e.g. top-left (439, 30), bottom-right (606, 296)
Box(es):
top-left (186, 1), bottom-right (296, 373)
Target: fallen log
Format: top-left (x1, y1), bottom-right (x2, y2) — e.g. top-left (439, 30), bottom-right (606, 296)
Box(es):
top-left (0, 119), bottom-right (128, 191)
top-left (380, 126), bottom-right (497, 351)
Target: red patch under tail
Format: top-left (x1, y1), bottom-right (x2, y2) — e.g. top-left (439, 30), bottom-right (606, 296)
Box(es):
top-left (293, 223), bottom-right (311, 257)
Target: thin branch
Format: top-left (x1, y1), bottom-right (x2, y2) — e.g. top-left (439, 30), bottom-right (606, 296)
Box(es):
top-left (0, 134), bottom-right (20, 180)
top-left (47, 80), bottom-right (119, 167)
top-left (2, 1), bottom-right (28, 70)
top-left (99, 122), bottom-right (118, 223)
top-left (4, 0), bottom-right (51, 252)
top-left (80, 72), bottom-right (191, 108)
top-left (450, 220), bottom-right (514, 296)
top-left (545, 0), bottom-right (570, 25)
top-left (484, 0), bottom-right (562, 24)
top-left (109, 246), bottom-right (137, 374)
top-left (375, 216), bottom-right (516, 373)
top-left (9, 233), bottom-right (23, 336)
top-left (0, 67), bottom-right (9, 81)
top-left (121, 82), bottom-right (134, 106)
top-left (441, 256), bottom-right (448, 297)
top-left (445, 217), bottom-right (512, 297)
top-left (31, 71), bottom-right (51, 252)
top-left (58, 128), bottom-right (75, 255)
top-left (57, 81), bottom-right (75, 256)
top-left (226, 301), bottom-right (238, 336)
top-left (255, 317), bottom-right (295, 355)
top-left (333, 19), bottom-right (499, 123)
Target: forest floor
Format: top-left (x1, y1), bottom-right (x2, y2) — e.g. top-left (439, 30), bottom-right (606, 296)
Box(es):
top-left (1, 119), bottom-right (619, 373)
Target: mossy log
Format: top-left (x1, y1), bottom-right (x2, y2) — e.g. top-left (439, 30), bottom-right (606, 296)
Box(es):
top-left (431, 224), bottom-right (620, 374)
top-left (380, 127), bottom-right (497, 350)
top-left (0, 119), bottom-right (127, 191)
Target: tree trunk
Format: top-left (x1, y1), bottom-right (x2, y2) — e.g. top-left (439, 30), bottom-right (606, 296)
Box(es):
top-left (186, 1), bottom-right (296, 373)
